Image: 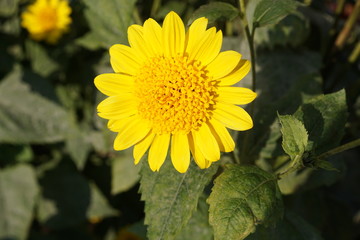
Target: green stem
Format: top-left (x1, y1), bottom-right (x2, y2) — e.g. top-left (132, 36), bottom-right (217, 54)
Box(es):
top-left (150, 0), bottom-right (161, 18)
top-left (246, 27), bottom-right (256, 93)
top-left (348, 42), bottom-right (360, 63)
top-left (238, 0), bottom-right (257, 163)
top-left (133, 7), bottom-right (142, 25)
top-left (317, 138), bottom-right (360, 160)
top-left (335, 0), bottom-right (360, 49)
top-left (277, 155), bottom-right (302, 179)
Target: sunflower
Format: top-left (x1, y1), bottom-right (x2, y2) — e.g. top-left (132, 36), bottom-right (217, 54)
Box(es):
top-left (95, 11), bottom-right (256, 173)
top-left (21, 0), bottom-right (72, 44)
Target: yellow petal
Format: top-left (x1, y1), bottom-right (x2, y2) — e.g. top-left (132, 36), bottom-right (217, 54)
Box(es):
top-left (97, 94), bottom-right (137, 120)
top-left (128, 24), bottom-right (151, 59)
top-left (193, 29), bottom-right (222, 66)
top-left (162, 11), bottom-right (185, 57)
top-left (109, 44), bottom-right (141, 75)
top-left (188, 134), bottom-right (211, 169)
top-left (213, 102), bottom-right (253, 131)
top-left (171, 133), bottom-right (190, 173)
top-left (206, 51), bottom-right (242, 79)
top-left (114, 118), bottom-right (151, 150)
top-left (143, 18), bottom-right (163, 56)
top-left (217, 87), bottom-right (257, 105)
top-left (148, 133), bottom-right (170, 171)
top-left (107, 115), bottom-right (137, 133)
top-left (208, 119), bottom-right (235, 152)
top-left (185, 17), bottom-right (208, 56)
top-left (94, 73), bottom-right (134, 96)
top-left (218, 60), bottom-right (251, 86)
top-left (187, 27), bottom-right (214, 61)
top-left (133, 131), bottom-right (155, 165)
top-left (192, 124), bottom-right (220, 162)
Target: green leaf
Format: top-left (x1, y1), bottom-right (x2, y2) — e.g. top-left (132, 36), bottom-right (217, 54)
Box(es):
top-left (313, 159), bottom-right (339, 172)
top-left (250, 51), bottom-right (322, 163)
top-left (208, 165), bottom-right (283, 240)
top-left (140, 159), bottom-right (218, 240)
top-left (246, 0), bottom-right (299, 32)
top-left (156, 1), bottom-right (187, 19)
top-left (79, 0), bottom-right (136, 49)
top-left (255, 74), bottom-right (322, 165)
top-left (255, 12), bottom-right (310, 49)
top-left (0, 0), bottom-right (19, 17)
top-left (294, 89), bottom-right (348, 155)
top-left (246, 211), bottom-right (323, 240)
top-left (25, 40), bottom-right (59, 77)
top-left (65, 124), bottom-right (91, 170)
top-left (176, 194), bottom-right (213, 240)
top-left (0, 15), bottom-right (21, 35)
top-left (37, 160), bottom-right (91, 229)
top-left (0, 164), bottom-right (39, 240)
top-left (277, 168), bottom-right (313, 195)
top-left (0, 68), bottom-right (70, 144)
top-left (278, 114), bottom-right (308, 160)
top-left (0, 144), bottom-right (33, 166)
top-left (87, 182), bottom-right (118, 220)
top-left (188, 2), bottom-right (239, 26)
top-left (111, 149), bottom-right (140, 195)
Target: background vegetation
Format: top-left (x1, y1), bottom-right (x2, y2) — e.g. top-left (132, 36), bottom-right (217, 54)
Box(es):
top-left (0, 0), bottom-right (359, 239)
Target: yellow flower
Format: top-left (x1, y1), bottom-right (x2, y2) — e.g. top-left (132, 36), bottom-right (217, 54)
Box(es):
top-left (21, 0), bottom-right (72, 44)
top-left (95, 11), bottom-right (256, 173)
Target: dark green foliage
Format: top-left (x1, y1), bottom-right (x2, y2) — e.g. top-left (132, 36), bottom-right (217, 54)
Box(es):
top-left (140, 159), bottom-right (218, 240)
top-left (208, 165), bottom-right (283, 240)
top-left (187, 2), bottom-right (239, 26)
top-left (0, 0), bottom-right (359, 239)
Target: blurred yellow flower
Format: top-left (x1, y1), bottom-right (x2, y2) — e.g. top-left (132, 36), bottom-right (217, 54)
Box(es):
top-left (95, 11), bottom-right (256, 173)
top-left (21, 0), bottom-right (71, 44)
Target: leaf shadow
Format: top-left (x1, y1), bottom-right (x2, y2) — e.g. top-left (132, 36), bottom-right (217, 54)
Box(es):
top-left (296, 103), bottom-right (324, 153)
top-left (39, 159), bottom-right (91, 230)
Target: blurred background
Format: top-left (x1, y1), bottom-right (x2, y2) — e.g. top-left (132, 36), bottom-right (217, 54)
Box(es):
top-left (0, 0), bottom-right (359, 239)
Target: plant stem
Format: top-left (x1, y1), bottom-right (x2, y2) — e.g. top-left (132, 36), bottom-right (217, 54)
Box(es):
top-left (150, 0), bottom-right (161, 18)
top-left (237, 0), bottom-right (258, 163)
top-left (245, 27), bottom-right (256, 93)
top-left (277, 155), bottom-right (302, 179)
top-left (348, 42), bottom-right (360, 63)
top-left (133, 7), bottom-right (143, 25)
top-left (317, 138), bottom-right (360, 160)
top-left (238, 0), bottom-right (257, 105)
top-left (335, 0), bottom-right (360, 49)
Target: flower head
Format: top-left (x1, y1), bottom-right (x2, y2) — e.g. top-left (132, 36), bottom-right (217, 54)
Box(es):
top-left (21, 0), bottom-right (72, 44)
top-left (95, 11), bottom-right (256, 173)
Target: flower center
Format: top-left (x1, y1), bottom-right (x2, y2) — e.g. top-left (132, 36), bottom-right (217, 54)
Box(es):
top-left (135, 55), bottom-right (218, 134)
top-left (38, 7), bottom-right (58, 31)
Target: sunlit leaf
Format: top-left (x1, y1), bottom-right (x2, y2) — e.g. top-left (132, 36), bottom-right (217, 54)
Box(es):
top-left (188, 2), bottom-right (239, 26)
top-left (294, 89), bottom-right (347, 155)
top-left (78, 0), bottom-right (136, 49)
top-left (246, 0), bottom-right (299, 32)
top-left (25, 40), bottom-right (59, 77)
top-left (176, 194), bottom-right (213, 240)
top-left (0, 67), bottom-right (70, 144)
top-left (208, 165), bottom-right (283, 240)
top-left (0, 164), bottom-right (39, 240)
top-left (65, 124), bottom-right (91, 170)
top-left (111, 149), bottom-right (140, 195)
top-left (278, 114), bottom-right (308, 160)
top-left (87, 182), bottom-right (118, 220)
top-left (0, 0), bottom-right (19, 17)
top-left (140, 159), bottom-right (218, 240)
